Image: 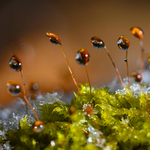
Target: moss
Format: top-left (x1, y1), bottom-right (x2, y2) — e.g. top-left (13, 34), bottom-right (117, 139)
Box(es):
top-left (1, 83), bottom-right (150, 149)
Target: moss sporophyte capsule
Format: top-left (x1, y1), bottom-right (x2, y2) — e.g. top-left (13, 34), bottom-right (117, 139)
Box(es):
top-left (130, 27), bottom-right (144, 39)
top-left (9, 55), bottom-right (22, 72)
top-left (8, 55), bottom-right (40, 121)
top-left (3, 26), bottom-right (150, 149)
top-left (91, 36), bottom-right (105, 49)
top-left (75, 48), bottom-right (91, 96)
top-left (46, 32), bottom-right (61, 45)
top-left (91, 36), bottom-right (125, 87)
top-left (117, 35), bottom-right (130, 51)
top-left (6, 81), bottom-right (21, 96)
top-left (46, 32), bottom-right (81, 95)
top-left (117, 35), bottom-right (130, 87)
top-left (33, 121), bottom-right (45, 132)
top-left (132, 72), bottom-right (142, 82)
top-left (75, 48), bottom-right (90, 66)
top-left (130, 26), bottom-right (144, 83)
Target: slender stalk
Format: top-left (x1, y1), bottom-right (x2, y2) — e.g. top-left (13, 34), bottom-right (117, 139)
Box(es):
top-left (126, 50), bottom-right (130, 87)
top-left (21, 70), bottom-right (26, 95)
top-left (23, 95), bottom-right (39, 121)
top-left (104, 46), bottom-right (125, 88)
top-left (21, 70), bottom-right (28, 112)
top-left (81, 129), bottom-right (89, 134)
top-left (21, 70), bottom-right (39, 121)
top-left (60, 45), bottom-right (81, 95)
top-left (139, 39), bottom-right (144, 84)
top-left (85, 65), bottom-right (92, 96)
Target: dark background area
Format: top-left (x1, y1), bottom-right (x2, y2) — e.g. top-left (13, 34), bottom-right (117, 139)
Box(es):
top-left (0, 0), bottom-right (150, 105)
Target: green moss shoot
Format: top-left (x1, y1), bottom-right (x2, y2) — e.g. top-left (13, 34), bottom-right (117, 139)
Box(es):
top-left (1, 83), bottom-right (150, 150)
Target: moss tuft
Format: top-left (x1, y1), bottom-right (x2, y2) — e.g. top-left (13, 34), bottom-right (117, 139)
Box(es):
top-left (1, 84), bottom-right (150, 149)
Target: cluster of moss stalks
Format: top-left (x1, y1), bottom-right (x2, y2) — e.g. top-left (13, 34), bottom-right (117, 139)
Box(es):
top-left (1, 83), bottom-right (150, 150)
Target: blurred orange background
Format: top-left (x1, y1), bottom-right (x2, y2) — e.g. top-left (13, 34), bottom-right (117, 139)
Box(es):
top-left (0, 0), bottom-right (150, 105)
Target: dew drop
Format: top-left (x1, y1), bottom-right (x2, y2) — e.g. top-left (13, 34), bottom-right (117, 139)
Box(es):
top-left (9, 55), bottom-right (22, 72)
top-left (6, 81), bottom-right (21, 96)
top-left (91, 36), bottom-right (105, 49)
top-left (117, 35), bottom-right (130, 50)
top-left (50, 141), bottom-right (56, 146)
top-left (132, 72), bottom-right (142, 82)
top-left (75, 48), bottom-right (90, 66)
top-left (124, 58), bottom-right (127, 62)
top-left (33, 121), bottom-right (44, 132)
top-left (46, 32), bottom-right (61, 45)
top-left (130, 27), bottom-right (144, 39)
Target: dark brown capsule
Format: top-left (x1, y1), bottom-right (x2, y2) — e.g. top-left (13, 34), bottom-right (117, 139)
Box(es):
top-left (75, 48), bottom-right (90, 66)
top-left (9, 55), bottom-right (22, 72)
top-left (132, 72), bottom-right (142, 82)
top-left (6, 81), bottom-right (21, 96)
top-left (117, 35), bottom-right (130, 51)
top-left (46, 32), bottom-right (61, 45)
top-left (91, 36), bottom-right (105, 49)
top-left (33, 121), bottom-right (44, 132)
top-left (130, 27), bottom-right (144, 39)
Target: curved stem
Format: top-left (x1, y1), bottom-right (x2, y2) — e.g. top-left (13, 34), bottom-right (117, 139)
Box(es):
top-left (23, 95), bottom-right (39, 121)
top-left (81, 129), bottom-right (89, 134)
top-left (85, 65), bottom-right (92, 96)
top-left (21, 70), bottom-right (26, 95)
top-left (21, 69), bottom-right (39, 121)
top-left (60, 45), bottom-right (81, 95)
top-left (104, 46), bottom-right (125, 88)
top-left (139, 39), bottom-right (144, 84)
top-left (126, 50), bottom-right (130, 87)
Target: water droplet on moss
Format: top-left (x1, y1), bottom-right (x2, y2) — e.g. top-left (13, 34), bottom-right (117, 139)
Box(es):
top-left (9, 55), bottom-right (22, 72)
top-left (33, 121), bottom-right (44, 132)
top-left (132, 72), bottom-right (142, 82)
top-left (50, 140), bottom-right (56, 146)
top-left (124, 58), bottom-right (127, 62)
top-left (117, 35), bottom-right (130, 50)
top-left (46, 32), bottom-right (61, 45)
top-left (130, 27), bottom-right (144, 39)
top-left (75, 48), bottom-right (90, 66)
top-left (6, 81), bottom-right (21, 96)
top-left (91, 36), bottom-right (105, 49)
